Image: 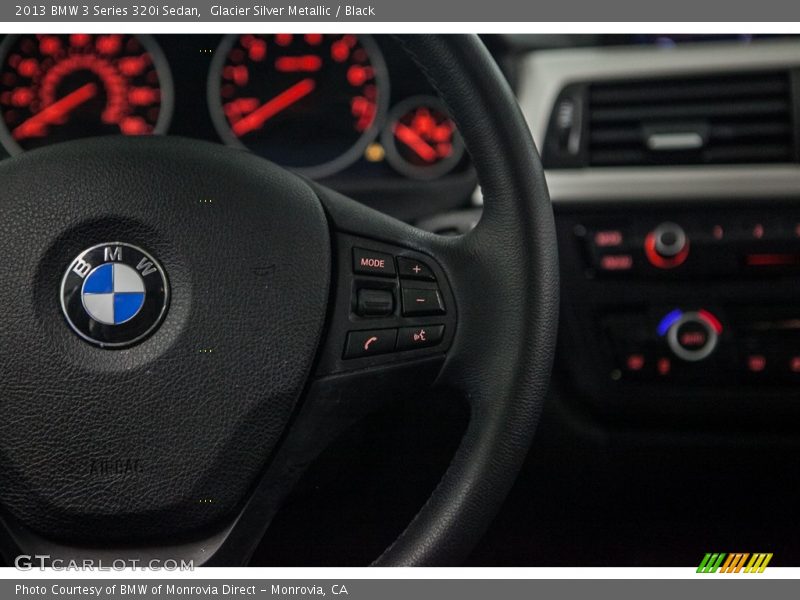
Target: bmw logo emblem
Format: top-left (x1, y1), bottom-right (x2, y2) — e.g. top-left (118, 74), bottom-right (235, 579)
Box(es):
top-left (60, 243), bottom-right (169, 348)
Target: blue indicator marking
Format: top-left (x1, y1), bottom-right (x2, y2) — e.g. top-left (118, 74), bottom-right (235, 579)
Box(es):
top-left (83, 263), bottom-right (114, 294)
top-left (657, 309), bottom-right (683, 337)
top-left (114, 292), bottom-right (145, 324)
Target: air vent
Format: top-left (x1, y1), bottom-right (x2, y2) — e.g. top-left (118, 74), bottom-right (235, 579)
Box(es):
top-left (543, 70), bottom-right (800, 168)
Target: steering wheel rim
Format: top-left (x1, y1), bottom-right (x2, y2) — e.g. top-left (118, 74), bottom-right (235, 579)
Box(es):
top-left (371, 35), bottom-right (558, 565)
top-left (0, 34), bottom-right (558, 567)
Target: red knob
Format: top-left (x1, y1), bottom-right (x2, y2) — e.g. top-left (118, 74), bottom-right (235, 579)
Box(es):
top-left (645, 222), bottom-right (689, 269)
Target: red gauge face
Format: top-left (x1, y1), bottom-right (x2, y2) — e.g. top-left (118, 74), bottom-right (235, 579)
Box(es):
top-left (382, 95), bottom-right (464, 180)
top-left (0, 34), bottom-right (171, 154)
top-left (210, 34), bottom-right (388, 178)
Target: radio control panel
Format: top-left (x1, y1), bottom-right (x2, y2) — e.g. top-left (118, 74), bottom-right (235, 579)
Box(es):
top-left (577, 211), bottom-right (800, 278)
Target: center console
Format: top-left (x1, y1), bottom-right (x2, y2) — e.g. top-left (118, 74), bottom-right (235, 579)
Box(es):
top-left (510, 39), bottom-right (800, 427)
top-left (556, 202), bottom-right (800, 425)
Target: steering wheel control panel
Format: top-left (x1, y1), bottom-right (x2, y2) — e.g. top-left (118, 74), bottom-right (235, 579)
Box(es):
top-left (555, 203), bottom-right (800, 420)
top-left (344, 247), bottom-right (447, 358)
top-left (315, 234), bottom-right (456, 375)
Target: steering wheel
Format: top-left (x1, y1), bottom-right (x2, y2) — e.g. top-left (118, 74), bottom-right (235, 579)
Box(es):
top-left (0, 35), bottom-right (558, 566)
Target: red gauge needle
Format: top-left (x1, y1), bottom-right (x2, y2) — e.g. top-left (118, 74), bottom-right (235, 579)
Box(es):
top-left (12, 82), bottom-right (98, 141)
top-left (394, 123), bottom-right (437, 163)
top-left (232, 78), bottom-right (316, 137)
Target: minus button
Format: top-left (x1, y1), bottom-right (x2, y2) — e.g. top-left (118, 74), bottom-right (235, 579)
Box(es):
top-left (401, 288), bottom-right (445, 316)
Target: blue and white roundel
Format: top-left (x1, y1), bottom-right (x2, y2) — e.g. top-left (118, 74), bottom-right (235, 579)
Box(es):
top-left (81, 262), bottom-right (146, 325)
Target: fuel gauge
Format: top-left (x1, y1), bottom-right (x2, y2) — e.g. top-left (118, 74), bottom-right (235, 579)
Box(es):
top-left (382, 95), bottom-right (464, 180)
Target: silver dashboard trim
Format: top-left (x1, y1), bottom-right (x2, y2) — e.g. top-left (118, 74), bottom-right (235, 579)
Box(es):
top-left (517, 40), bottom-right (800, 204)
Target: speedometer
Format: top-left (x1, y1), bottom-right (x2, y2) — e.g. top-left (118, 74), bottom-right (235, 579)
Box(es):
top-left (208, 34), bottom-right (389, 178)
top-left (0, 34), bottom-right (173, 155)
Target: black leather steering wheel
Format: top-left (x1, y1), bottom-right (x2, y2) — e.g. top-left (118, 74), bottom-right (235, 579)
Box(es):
top-left (0, 34), bottom-right (558, 566)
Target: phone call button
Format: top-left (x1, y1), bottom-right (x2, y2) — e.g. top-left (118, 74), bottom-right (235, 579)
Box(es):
top-left (344, 328), bottom-right (398, 359)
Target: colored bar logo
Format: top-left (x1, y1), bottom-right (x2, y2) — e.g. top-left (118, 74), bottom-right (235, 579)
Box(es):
top-left (697, 553), bottom-right (773, 573)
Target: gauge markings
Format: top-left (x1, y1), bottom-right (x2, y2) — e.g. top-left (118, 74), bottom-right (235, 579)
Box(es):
top-left (208, 34), bottom-right (389, 178)
top-left (0, 34), bottom-right (172, 154)
top-left (274, 55), bottom-right (323, 73)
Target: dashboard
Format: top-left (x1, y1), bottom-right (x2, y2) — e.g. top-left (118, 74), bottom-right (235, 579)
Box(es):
top-left (1, 32), bottom-right (799, 566)
top-left (0, 33), bottom-right (485, 220)
top-left (4, 34), bottom-right (800, 424)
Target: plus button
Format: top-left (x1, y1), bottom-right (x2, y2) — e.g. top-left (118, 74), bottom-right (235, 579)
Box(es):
top-left (397, 257), bottom-right (435, 281)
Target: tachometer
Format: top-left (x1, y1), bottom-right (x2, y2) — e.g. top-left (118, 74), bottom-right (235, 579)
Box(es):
top-left (0, 34), bottom-right (173, 154)
top-left (208, 34), bottom-right (389, 178)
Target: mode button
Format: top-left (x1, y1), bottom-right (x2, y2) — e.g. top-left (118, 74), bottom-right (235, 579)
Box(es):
top-left (353, 248), bottom-right (396, 277)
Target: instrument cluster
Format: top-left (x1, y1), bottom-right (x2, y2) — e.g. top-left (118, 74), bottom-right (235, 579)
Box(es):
top-left (0, 33), bottom-right (470, 183)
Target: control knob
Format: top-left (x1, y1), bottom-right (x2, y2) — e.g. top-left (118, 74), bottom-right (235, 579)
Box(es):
top-left (645, 222), bottom-right (689, 269)
top-left (659, 309), bottom-right (722, 362)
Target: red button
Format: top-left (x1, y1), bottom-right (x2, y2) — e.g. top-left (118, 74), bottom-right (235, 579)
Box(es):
top-left (600, 254), bottom-right (633, 271)
top-left (679, 330), bottom-right (707, 348)
top-left (594, 230), bottom-right (624, 248)
top-left (657, 357), bottom-right (671, 376)
top-left (747, 355), bottom-right (767, 373)
top-left (626, 354), bottom-right (645, 371)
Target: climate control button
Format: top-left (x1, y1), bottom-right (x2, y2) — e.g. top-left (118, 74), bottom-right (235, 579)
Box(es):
top-left (662, 310), bottom-right (721, 362)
